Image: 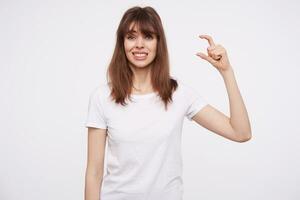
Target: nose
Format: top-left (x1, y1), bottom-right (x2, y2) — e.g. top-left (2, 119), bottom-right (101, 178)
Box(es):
top-left (135, 37), bottom-right (144, 48)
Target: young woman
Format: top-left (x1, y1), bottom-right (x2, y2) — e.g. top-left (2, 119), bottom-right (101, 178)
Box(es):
top-left (84, 6), bottom-right (252, 200)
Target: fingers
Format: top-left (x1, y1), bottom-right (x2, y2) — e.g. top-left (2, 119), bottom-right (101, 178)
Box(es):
top-left (197, 35), bottom-right (224, 62)
top-left (209, 53), bottom-right (222, 60)
top-left (201, 52), bottom-right (221, 61)
top-left (199, 34), bottom-right (216, 47)
top-left (199, 34), bottom-right (219, 59)
top-left (208, 49), bottom-right (222, 60)
top-left (196, 52), bottom-right (218, 64)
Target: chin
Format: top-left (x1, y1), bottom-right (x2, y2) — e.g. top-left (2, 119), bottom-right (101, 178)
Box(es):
top-left (129, 59), bottom-right (155, 68)
top-left (132, 63), bottom-right (152, 68)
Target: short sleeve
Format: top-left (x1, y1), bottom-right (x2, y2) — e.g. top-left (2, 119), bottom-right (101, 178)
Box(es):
top-left (85, 87), bottom-right (107, 129)
top-left (183, 84), bottom-right (208, 121)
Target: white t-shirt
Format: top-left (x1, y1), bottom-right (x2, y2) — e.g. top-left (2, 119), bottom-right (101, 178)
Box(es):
top-left (85, 79), bottom-right (208, 200)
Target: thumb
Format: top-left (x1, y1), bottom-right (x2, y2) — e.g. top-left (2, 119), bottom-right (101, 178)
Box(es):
top-left (196, 52), bottom-right (215, 64)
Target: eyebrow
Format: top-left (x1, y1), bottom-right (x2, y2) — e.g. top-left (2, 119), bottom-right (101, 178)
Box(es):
top-left (126, 30), bottom-right (155, 36)
top-left (126, 30), bottom-right (138, 35)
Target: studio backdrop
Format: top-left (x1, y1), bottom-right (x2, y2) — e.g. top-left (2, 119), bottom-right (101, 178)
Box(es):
top-left (1, 0), bottom-right (299, 199)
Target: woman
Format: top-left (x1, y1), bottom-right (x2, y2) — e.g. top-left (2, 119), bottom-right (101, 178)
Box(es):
top-left (84, 6), bottom-right (252, 200)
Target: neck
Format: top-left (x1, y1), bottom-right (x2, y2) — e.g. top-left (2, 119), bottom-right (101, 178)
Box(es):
top-left (130, 65), bottom-right (153, 93)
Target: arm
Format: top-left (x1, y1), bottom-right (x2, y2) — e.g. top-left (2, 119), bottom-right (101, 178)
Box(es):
top-left (85, 127), bottom-right (107, 200)
top-left (193, 34), bottom-right (252, 143)
top-left (220, 67), bottom-right (252, 140)
top-left (191, 69), bottom-right (252, 142)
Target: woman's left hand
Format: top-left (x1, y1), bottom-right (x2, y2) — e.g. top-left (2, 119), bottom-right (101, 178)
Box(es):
top-left (196, 34), bottom-right (232, 73)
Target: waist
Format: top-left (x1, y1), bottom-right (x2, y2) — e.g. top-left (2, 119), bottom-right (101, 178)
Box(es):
top-left (100, 179), bottom-right (183, 200)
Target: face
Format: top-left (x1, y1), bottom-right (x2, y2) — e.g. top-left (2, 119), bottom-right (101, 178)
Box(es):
top-left (124, 23), bottom-right (158, 69)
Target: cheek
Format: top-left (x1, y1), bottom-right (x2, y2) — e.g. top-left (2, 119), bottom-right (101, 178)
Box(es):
top-left (124, 41), bottom-right (134, 52)
top-left (149, 41), bottom-right (157, 53)
top-left (152, 44), bottom-right (158, 56)
top-left (124, 45), bottom-right (132, 59)
top-left (153, 40), bottom-right (158, 48)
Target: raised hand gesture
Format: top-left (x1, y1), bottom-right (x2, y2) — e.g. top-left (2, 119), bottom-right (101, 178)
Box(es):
top-left (196, 34), bottom-right (232, 73)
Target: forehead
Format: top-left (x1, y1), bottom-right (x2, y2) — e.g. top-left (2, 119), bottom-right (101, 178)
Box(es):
top-left (126, 22), bottom-right (156, 35)
top-left (127, 24), bottom-right (140, 34)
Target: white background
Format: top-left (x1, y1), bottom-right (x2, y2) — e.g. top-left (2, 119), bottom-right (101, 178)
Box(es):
top-left (1, 0), bottom-right (300, 199)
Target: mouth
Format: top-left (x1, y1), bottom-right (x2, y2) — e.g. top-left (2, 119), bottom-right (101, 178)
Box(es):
top-left (132, 52), bottom-right (148, 60)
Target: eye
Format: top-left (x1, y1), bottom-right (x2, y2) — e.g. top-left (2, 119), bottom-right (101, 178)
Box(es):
top-left (126, 35), bottom-right (135, 40)
top-left (145, 35), bottom-right (153, 40)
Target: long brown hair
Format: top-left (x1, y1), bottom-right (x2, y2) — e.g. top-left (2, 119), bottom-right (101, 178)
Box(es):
top-left (106, 6), bottom-right (178, 110)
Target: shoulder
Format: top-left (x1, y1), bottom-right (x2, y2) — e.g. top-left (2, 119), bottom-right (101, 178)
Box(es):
top-left (176, 79), bottom-right (197, 95)
top-left (175, 79), bottom-right (207, 103)
top-left (89, 82), bottom-right (111, 100)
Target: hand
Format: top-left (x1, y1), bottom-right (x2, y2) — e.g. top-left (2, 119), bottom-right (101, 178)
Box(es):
top-left (196, 34), bottom-right (232, 72)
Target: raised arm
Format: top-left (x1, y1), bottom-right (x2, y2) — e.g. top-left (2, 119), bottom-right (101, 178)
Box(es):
top-left (193, 34), bottom-right (252, 143)
top-left (84, 127), bottom-right (107, 200)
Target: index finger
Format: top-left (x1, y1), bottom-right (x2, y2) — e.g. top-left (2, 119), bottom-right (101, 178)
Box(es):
top-left (199, 34), bottom-right (216, 46)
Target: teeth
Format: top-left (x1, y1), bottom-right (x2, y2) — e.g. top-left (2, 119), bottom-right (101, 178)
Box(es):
top-left (135, 54), bottom-right (146, 57)
top-left (133, 52), bottom-right (147, 56)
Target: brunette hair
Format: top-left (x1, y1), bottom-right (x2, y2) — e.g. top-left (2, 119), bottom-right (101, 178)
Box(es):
top-left (106, 6), bottom-right (178, 110)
